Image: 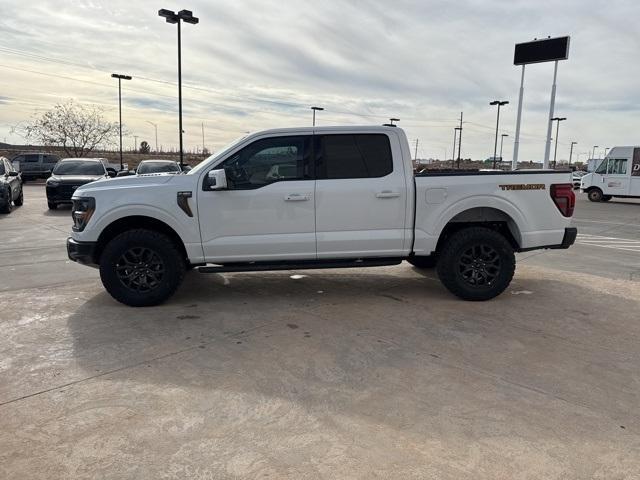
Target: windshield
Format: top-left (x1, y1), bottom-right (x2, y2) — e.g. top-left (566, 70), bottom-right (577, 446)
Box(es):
top-left (137, 161), bottom-right (180, 174)
top-left (188, 135), bottom-right (248, 175)
top-left (53, 161), bottom-right (105, 176)
top-left (595, 159), bottom-right (608, 174)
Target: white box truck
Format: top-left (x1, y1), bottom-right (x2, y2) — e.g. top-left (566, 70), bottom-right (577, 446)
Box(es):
top-left (581, 147), bottom-right (640, 201)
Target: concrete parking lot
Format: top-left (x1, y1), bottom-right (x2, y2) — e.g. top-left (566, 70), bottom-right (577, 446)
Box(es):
top-left (1, 184), bottom-right (639, 479)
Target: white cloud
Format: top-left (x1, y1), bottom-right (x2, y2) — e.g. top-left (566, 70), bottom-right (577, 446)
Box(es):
top-left (0, 0), bottom-right (638, 161)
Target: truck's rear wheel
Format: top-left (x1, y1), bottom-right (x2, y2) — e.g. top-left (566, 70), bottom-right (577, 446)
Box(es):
top-left (588, 188), bottom-right (603, 202)
top-left (436, 227), bottom-right (515, 301)
top-left (99, 229), bottom-right (185, 307)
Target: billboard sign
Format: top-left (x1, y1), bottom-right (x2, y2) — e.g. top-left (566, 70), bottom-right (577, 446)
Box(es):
top-left (514, 36), bottom-right (570, 65)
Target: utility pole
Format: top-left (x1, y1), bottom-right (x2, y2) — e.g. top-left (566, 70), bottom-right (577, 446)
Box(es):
top-left (456, 112), bottom-right (463, 168)
top-left (568, 141), bottom-right (577, 166)
top-left (414, 138), bottom-right (419, 160)
top-left (452, 128), bottom-right (458, 168)
top-left (133, 135), bottom-right (138, 153)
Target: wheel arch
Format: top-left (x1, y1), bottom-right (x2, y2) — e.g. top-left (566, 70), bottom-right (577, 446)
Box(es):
top-left (94, 215), bottom-right (188, 265)
top-left (435, 206), bottom-right (522, 253)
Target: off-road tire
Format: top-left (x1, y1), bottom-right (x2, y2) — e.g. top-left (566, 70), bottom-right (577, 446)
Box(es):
top-left (588, 188), bottom-right (603, 202)
top-left (14, 188), bottom-right (24, 206)
top-left (99, 229), bottom-right (186, 307)
top-left (436, 227), bottom-right (515, 301)
top-left (407, 255), bottom-right (437, 269)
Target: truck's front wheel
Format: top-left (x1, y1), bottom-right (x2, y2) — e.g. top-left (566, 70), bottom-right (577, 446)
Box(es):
top-left (99, 229), bottom-right (185, 307)
top-left (436, 227), bottom-right (515, 301)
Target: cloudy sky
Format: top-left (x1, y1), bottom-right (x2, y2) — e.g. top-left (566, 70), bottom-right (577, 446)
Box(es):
top-left (1, 0), bottom-right (638, 162)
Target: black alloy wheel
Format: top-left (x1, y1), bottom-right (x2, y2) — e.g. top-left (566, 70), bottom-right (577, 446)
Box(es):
top-left (457, 244), bottom-right (501, 287)
top-left (116, 247), bottom-right (166, 293)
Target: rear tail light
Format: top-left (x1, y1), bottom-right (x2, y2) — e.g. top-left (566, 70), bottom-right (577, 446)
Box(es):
top-left (550, 183), bottom-right (575, 217)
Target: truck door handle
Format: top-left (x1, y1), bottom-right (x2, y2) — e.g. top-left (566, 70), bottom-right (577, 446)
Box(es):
top-left (284, 193), bottom-right (310, 201)
top-left (375, 191), bottom-right (400, 198)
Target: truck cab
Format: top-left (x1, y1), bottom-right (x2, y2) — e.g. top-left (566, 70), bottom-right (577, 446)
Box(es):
top-left (581, 146), bottom-right (640, 201)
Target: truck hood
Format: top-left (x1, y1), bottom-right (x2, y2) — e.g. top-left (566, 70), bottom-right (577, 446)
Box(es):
top-left (49, 174), bottom-right (105, 184)
top-left (75, 172), bottom-right (176, 194)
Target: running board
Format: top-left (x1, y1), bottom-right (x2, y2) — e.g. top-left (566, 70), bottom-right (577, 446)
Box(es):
top-left (197, 257), bottom-right (402, 274)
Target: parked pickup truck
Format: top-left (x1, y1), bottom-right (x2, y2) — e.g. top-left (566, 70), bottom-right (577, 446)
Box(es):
top-left (67, 126), bottom-right (577, 307)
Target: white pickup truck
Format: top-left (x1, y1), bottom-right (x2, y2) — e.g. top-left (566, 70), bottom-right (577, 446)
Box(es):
top-left (67, 126), bottom-right (577, 306)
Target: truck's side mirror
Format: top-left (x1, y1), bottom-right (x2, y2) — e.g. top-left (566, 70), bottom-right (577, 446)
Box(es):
top-left (205, 169), bottom-right (227, 190)
top-left (106, 167), bottom-right (117, 178)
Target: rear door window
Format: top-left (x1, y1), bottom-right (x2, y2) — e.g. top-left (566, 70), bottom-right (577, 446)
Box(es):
top-left (24, 154), bottom-right (40, 163)
top-left (316, 134), bottom-right (393, 179)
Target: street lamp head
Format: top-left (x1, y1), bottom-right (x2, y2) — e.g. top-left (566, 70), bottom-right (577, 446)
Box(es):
top-left (111, 73), bottom-right (132, 80)
top-left (390, 118), bottom-right (400, 122)
top-left (158, 9), bottom-right (179, 23)
top-left (551, 117), bottom-right (567, 121)
top-left (501, 133), bottom-right (509, 137)
top-left (490, 100), bottom-right (509, 106)
top-left (178, 9), bottom-right (199, 24)
top-left (455, 126), bottom-right (461, 131)
top-left (311, 106), bottom-right (324, 111)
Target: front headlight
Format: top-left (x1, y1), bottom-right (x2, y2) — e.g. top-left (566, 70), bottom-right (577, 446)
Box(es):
top-left (72, 197), bottom-right (96, 232)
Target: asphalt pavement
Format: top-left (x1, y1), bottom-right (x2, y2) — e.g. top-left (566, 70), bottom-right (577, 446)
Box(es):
top-left (1, 184), bottom-right (639, 479)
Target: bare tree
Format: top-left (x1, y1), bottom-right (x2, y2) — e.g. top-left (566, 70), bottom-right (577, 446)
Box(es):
top-left (16, 101), bottom-right (120, 157)
top-left (139, 141), bottom-right (150, 154)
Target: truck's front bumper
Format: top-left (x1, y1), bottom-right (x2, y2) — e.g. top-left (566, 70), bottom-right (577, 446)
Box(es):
top-left (519, 227), bottom-right (577, 252)
top-left (67, 237), bottom-right (98, 268)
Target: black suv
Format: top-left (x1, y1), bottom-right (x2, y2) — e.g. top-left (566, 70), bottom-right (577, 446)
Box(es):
top-left (11, 152), bottom-right (61, 181)
top-left (0, 156), bottom-right (24, 213)
top-left (46, 158), bottom-right (116, 209)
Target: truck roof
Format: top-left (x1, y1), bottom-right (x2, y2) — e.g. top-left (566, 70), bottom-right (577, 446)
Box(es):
top-left (248, 125), bottom-right (403, 136)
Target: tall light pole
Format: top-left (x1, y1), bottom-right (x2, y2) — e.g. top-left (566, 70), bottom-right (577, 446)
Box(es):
top-left (551, 117), bottom-right (566, 168)
top-left (146, 121), bottom-right (158, 153)
top-left (499, 134), bottom-right (509, 164)
top-left (592, 145), bottom-right (599, 160)
top-left (158, 8), bottom-right (199, 168)
top-left (311, 106), bottom-right (324, 126)
top-left (111, 73), bottom-right (132, 170)
top-left (569, 141), bottom-right (577, 166)
top-left (490, 100), bottom-right (509, 169)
